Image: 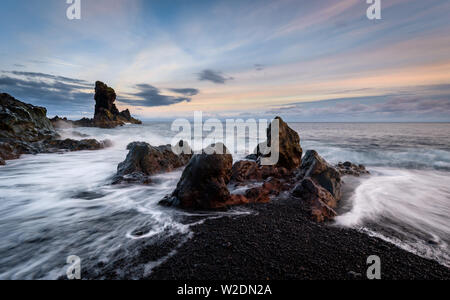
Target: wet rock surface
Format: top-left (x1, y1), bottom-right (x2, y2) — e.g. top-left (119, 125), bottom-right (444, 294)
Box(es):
top-left (44, 138), bottom-right (112, 152)
top-left (230, 160), bottom-right (290, 183)
top-left (336, 161), bottom-right (370, 176)
top-left (113, 141), bottom-right (192, 184)
top-left (157, 117), bottom-right (356, 223)
top-left (292, 178), bottom-right (337, 222)
top-left (298, 150), bottom-right (342, 201)
top-left (255, 116), bottom-right (303, 170)
top-left (0, 93), bottom-right (110, 165)
top-left (160, 143), bottom-right (234, 209)
top-left (1, 93), bottom-right (56, 143)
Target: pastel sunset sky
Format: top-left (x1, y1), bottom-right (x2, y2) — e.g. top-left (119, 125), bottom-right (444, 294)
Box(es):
top-left (1, 0), bottom-right (449, 121)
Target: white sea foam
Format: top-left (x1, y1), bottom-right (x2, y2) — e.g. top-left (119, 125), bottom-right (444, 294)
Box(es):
top-left (336, 167), bottom-right (450, 267)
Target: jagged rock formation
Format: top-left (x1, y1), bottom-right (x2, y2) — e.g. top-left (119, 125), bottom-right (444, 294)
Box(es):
top-left (253, 116), bottom-right (303, 170)
top-left (106, 115), bottom-right (368, 223)
top-left (0, 93), bottom-right (110, 165)
top-left (292, 178), bottom-right (338, 222)
top-left (50, 81), bottom-right (141, 129)
top-left (160, 143), bottom-right (236, 209)
top-left (298, 150), bottom-right (342, 201)
top-left (92, 81), bottom-right (142, 128)
top-left (113, 141), bottom-right (192, 184)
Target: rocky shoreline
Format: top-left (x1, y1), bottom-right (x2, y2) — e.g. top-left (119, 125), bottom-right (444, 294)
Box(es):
top-left (0, 81), bottom-right (141, 165)
top-left (2, 89), bottom-right (449, 280)
top-left (0, 93), bottom-right (111, 165)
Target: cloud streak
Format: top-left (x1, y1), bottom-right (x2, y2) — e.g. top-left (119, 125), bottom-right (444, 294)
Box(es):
top-left (198, 69), bottom-right (233, 84)
top-left (119, 84), bottom-right (194, 107)
top-left (0, 71), bottom-right (93, 111)
top-left (169, 88), bottom-right (200, 96)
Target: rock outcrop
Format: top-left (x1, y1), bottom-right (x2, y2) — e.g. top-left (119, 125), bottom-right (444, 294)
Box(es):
top-left (160, 143), bottom-right (235, 209)
top-left (151, 116), bottom-right (367, 223)
top-left (298, 150), bottom-right (342, 202)
top-left (113, 141), bottom-right (192, 184)
top-left (50, 81), bottom-right (141, 129)
top-left (92, 81), bottom-right (141, 128)
top-left (336, 161), bottom-right (370, 177)
top-left (253, 116), bottom-right (302, 170)
top-left (44, 138), bottom-right (112, 152)
top-left (292, 178), bottom-right (338, 222)
top-left (0, 93), bottom-right (56, 142)
top-left (0, 93), bottom-right (110, 165)
top-left (230, 160), bottom-right (290, 183)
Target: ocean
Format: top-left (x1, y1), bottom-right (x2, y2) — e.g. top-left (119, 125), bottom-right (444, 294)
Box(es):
top-left (0, 122), bottom-right (449, 279)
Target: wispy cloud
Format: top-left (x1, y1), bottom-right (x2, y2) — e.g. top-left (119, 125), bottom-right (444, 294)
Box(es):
top-left (169, 88), bottom-right (200, 96)
top-left (0, 71), bottom-right (93, 110)
top-left (254, 64), bottom-right (265, 71)
top-left (119, 84), bottom-right (194, 107)
top-left (198, 69), bottom-right (233, 84)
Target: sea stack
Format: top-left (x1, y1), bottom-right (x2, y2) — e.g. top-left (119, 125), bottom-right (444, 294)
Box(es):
top-left (92, 81), bottom-right (142, 128)
top-left (51, 81), bottom-right (142, 129)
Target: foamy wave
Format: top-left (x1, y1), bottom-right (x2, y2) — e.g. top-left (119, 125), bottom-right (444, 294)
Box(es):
top-left (336, 167), bottom-right (450, 268)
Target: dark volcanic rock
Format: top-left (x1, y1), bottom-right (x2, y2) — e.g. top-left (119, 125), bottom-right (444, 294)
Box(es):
top-left (299, 150), bottom-right (342, 202)
top-left (1, 93), bottom-right (55, 163)
top-left (0, 93), bottom-right (111, 164)
top-left (50, 82), bottom-right (142, 129)
top-left (230, 160), bottom-right (261, 182)
top-left (44, 138), bottom-right (112, 152)
top-left (336, 161), bottom-right (370, 177)
top-left (230, 160), bottom-right (291, 186)
top-left (113, 141), bottom-right (192, 184)
top-left (95, 81), bottom-right (119, 116)
top-left (92, 81), bottom-right (142, 128)
top-left (292, 178), bottom-right (337, 222)
top-left (160, 143), bottom-right (235, 209)
top-left (255, 117), bottom-right (302, 170)
top-left (50, 116), bottom-right (74, 129)
top-left (0, 93), bottom-right (56, 142)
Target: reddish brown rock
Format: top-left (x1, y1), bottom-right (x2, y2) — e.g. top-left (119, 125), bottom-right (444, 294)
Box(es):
top-left (292, 178), bottom-right (337, 222)
top-left (255, 116), bottom-right (303, 170)
top-left (231, 160), bottom-right (291, 183)
top-left (299, 150), bottom-right (342, 202)
top-left (231, 160), bottom-right (260, 182)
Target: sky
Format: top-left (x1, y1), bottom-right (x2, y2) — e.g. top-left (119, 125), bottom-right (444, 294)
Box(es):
top-left (0, 0), bottom-right (449, 122)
